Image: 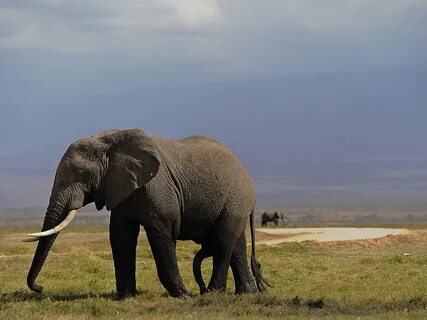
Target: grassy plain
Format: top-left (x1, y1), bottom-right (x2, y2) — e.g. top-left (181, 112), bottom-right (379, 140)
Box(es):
top-left (1, 226), bottom-right (427, 319)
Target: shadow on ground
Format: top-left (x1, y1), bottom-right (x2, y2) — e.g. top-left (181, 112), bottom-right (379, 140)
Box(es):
top-left (0, 290), bottom-right (115, 302)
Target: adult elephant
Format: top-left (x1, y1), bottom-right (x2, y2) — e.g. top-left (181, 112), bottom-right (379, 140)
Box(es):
top-left (23, 129), bottom-right (267, 299)
top-left (261, 211), bottom-right (280, 227)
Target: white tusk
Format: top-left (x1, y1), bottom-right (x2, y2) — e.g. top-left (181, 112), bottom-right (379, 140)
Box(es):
top-left (20, 237), bottom-right (40, 242)
top-left (27, 209), bottom-right (77, 238)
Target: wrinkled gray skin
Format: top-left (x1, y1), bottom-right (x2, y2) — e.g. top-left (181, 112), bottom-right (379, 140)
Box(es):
top-left (261, 212), bottom-right (280, 227)
top-left (27, 129), bottom-right (268, 299)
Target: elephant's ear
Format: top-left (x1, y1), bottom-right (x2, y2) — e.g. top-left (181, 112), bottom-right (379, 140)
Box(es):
top-left (104, 130), bottom-right (160, 211)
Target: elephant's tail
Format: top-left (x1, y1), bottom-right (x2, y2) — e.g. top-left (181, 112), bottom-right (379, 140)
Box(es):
top-left (250, 207), bottom-right (271, 292)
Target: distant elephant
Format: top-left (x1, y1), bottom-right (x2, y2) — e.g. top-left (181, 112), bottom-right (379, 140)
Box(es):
top-left (261, 211), bottom-right (280, 227)
top-left (23, 129), bottom-right (268, 299)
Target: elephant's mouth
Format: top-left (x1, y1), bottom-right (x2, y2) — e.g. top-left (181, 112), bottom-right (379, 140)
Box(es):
top-left (21, 210), bottom-right (77, 242)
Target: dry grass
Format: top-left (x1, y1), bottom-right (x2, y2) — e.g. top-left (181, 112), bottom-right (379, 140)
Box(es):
top-left (1, 226), bottom-right (427, 319)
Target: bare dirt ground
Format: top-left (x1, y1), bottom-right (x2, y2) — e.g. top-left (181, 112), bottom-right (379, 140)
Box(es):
top-left (256, 227), bottom-right (415, 245)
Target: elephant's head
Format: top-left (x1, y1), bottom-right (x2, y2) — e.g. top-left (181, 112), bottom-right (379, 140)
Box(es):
top-left (24, 129), bottom-right (160, 293)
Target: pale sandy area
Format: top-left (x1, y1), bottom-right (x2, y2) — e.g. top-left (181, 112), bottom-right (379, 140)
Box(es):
top-left (256, 227), bottom-right (413, 245)
top-left (0, 228), bottom-right (414, 253)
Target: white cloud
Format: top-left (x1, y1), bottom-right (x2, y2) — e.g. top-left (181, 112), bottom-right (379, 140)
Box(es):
top-left (0, 0), bottom-right (224, 51)
top-left (155, 0), bottom-right (223, 29)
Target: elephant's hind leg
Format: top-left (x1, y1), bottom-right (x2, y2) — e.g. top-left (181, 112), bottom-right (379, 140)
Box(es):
top-left (207, 238), bottom-right (235, 292)
top-left (109, 214), bottom-right (140, 299)
top-left (230, 231), bottom-right (257, 294)
top-left (207, 212), bottom-right (244, 292)
top-left (145, 228), bottom-right (190, 299)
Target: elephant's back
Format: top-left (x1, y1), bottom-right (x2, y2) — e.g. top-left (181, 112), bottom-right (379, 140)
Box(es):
top-left (154, 135), bottom-right (240, 170)
top-left (153, 135), bottom-right (253, 190)
top-left (180, 136), bottom-right (251, 183)
top-left (180, 135), bottom-right (221, 145)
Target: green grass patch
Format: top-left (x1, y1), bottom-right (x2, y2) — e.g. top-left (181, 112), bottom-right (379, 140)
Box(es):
top-left (1, 227), bottom-right (427, 319)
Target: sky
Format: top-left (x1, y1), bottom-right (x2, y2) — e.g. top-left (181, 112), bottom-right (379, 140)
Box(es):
top-left (0, 0), bottom-right (426, 209)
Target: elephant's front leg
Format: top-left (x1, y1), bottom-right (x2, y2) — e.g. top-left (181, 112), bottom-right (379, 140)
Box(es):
top-left (109, 214), bottom-right (140, 299)
top-left (145, 229), bottom-right (190, 299)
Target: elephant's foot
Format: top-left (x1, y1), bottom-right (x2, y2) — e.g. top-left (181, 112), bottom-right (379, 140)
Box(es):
top-left (116, 288), bottom-right (138, 300)
top-left (166, 283), bottom-right (191, 299)
top-left (199, 285), bottom-right (208, 295)
top-left (235, 280), bottom-right (257, 295)
top-left (177, 292), bottom-right (191, 300)
top-left (206, 284), bottom-right (227, 294)
top-left (170, 288), bottom-right (191, 299)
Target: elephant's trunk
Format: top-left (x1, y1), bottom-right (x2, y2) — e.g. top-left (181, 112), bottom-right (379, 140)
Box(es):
top-left (27, 211), bottom-right (61, 293)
